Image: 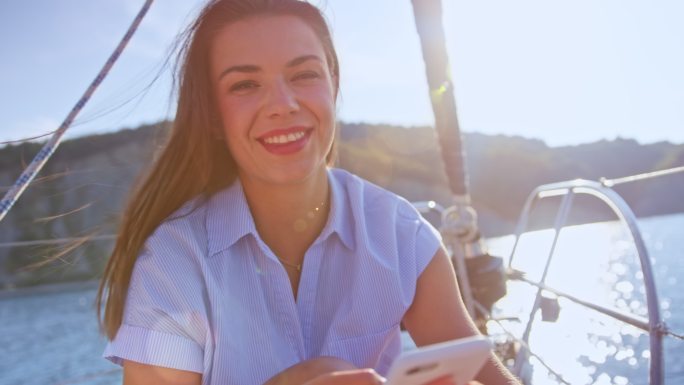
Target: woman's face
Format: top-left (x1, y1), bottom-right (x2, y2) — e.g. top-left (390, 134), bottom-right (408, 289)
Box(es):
top-left (210, 15), bottom-right (336, 187)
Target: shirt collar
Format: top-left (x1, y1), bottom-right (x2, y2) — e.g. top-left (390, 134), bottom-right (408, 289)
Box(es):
top-left (206, 180), bottom-right (257, 258)
top-left (319, 168), bottom-right (355, 250)
top-left (206, 168), bottom-right (355, 258)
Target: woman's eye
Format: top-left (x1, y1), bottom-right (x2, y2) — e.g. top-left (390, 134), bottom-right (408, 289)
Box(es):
top-left (230, 80), bottom-right (259, 92)
top-left (292, 71), bottom-right (320, 82)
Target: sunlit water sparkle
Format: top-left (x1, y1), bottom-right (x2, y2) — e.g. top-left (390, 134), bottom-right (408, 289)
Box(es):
top-left (484, 213), bottom-right (684, 385)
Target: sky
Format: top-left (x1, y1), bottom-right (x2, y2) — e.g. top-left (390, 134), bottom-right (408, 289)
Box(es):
top-left (1, 0), bottom-right (683, 148)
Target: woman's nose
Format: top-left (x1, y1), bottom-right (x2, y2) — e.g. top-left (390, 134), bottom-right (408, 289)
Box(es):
top-left (264, 78), bottom-right (300, 117)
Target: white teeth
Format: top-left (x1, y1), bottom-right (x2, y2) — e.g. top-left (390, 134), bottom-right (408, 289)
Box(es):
top-left (263, 131), bottom-right (305, 144)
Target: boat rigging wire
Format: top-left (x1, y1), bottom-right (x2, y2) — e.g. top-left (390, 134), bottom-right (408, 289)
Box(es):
top-left (0, 131), bottom-right (59, 145)
top-left (0, 235), bottom-right (115, 249)
top-left (508, 271), bottom-right (684, 341)
top-left (601, 165), bottom-right (684, 187)
top-left (472, 302), bottom-right (572, 385)
top-left (0, 0), bottom-right (155, 223)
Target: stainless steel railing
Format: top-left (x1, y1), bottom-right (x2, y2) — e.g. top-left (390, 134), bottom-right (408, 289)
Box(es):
top-left (506, 179), bottom-right (665, 385)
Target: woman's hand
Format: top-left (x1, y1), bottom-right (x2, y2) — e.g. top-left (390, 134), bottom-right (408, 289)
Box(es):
top-left (302, 372), bottom-right (483, 385)
top-left (302, 369), bottom-right (386, 385)
top-left (303, 370), bottom-right (483, 385)
top-left (263, 356), bottom-right (359, 385)
top-left (264, 356), bottom-right (482, 385)
top-left (423, 376), bottom-right (482, 385)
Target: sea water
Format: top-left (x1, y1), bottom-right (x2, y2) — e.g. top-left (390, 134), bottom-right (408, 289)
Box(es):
top-left (1, 214), bottom-right (683, 385)
top-left (485, 213), bottom-right (684, 385)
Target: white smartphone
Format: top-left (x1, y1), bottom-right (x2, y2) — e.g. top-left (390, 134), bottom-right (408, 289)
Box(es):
top-left (385, 335), bottom-right (491, 385)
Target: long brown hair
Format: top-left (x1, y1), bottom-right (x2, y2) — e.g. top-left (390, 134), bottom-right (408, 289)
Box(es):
top-left (97, 0), bottom-right (340, 340)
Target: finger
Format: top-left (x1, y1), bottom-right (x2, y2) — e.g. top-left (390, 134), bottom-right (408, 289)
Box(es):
top-left (304, 369), bottom-right (386, 385)
top-left (424, 374), bottom-right (457, 385)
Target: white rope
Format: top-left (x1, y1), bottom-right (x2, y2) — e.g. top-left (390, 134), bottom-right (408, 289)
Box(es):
top-left (0, 0), bottom-right (155, 223)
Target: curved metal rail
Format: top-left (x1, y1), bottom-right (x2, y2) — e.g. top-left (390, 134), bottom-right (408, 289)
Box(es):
top-left (506, 179), bottom-right (665, 385)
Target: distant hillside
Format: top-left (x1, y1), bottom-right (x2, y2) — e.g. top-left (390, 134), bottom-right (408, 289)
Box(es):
top-left (338, 123), bottom-right (684, 230)
top-left (1, 122), bottom-right (683, 288)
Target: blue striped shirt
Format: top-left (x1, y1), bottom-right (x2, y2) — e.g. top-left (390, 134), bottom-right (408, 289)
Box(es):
top-left (104, 168), bottom-right (442, 385)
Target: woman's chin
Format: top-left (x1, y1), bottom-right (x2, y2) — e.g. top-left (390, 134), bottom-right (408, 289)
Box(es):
top-left (241, 163), bottom-right (327, 187)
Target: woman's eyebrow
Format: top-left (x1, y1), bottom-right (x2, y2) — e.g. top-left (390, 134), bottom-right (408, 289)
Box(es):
top-left (286, 54), bottom-right (322, 68)
top-left (217, 55), bottom-right (322, 81)
top-left (218, 64), bottom-right (260, 81)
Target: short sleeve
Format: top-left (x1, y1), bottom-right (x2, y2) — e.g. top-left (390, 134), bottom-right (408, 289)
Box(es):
top-left (103, 223), bottom-right (209, 373)
top-left (414, 214), bottom-right (443, 276)
top-left (395, 197), bottom-right (443, 277)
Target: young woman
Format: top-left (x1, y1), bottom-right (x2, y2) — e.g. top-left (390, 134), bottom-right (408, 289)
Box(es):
top-left (97, 1), bottom-right (521, 384)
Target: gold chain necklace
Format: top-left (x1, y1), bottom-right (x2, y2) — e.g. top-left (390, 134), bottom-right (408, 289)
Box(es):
top-left (276, 257), bottom-right (302, 272)
top-left (278, 199), bottom-right (328, 272)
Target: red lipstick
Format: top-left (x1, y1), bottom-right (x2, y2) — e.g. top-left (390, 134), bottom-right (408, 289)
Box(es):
top-left (257, 126), bottom-right (312, 155)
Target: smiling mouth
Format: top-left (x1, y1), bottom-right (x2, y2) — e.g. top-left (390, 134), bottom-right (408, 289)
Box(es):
top-left (262, 131), bottom-right (306, 144)
top-left (258, 127), bottom-right (312, 155)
